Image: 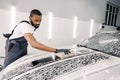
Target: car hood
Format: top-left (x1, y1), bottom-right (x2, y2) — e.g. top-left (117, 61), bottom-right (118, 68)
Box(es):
top-left (1, 47), bottom-right (120, 80)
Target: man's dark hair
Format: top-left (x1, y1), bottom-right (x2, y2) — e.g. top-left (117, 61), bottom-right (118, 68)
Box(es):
top-left (30, 9), bottom-right (42, 16)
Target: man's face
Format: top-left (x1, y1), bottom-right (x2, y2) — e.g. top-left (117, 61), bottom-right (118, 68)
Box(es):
top-left (29, 15), bottom-right (42, 28)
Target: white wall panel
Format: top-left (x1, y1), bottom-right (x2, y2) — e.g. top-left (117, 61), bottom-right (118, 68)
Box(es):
top-left (0, 9), bottom-right (101, 55)
top-left (0, 9), bottom-right (11, 56)
top-left (0, 0), bottom-right (119, 55)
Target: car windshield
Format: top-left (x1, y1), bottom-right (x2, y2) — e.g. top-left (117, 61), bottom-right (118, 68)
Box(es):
top-left (80, 32), bottom-right (120, 57)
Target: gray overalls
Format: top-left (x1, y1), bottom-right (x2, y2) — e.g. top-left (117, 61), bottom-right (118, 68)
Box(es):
top-left (3, 21), bottom-right (31, 68)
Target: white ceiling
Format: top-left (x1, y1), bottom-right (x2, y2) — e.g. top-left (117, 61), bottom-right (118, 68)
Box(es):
top-left (0, 0), bottom-right (119, 22)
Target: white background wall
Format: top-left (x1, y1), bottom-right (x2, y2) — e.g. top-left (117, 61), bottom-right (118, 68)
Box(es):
top-left (0, 0), bottom-right (120, 56)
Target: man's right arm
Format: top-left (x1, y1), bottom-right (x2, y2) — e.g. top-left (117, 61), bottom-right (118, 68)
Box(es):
top-left (23, 33), bottom-right (56, 52)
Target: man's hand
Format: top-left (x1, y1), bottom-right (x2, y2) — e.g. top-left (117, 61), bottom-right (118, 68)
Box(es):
top-left (55, 49), bottom-right (71, 55)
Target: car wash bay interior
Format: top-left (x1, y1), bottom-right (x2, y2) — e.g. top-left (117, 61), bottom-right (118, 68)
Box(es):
top-left (0, 0), bottom-right (120, 56)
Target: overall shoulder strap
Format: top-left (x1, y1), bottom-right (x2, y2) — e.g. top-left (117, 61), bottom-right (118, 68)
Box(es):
top-left (20, 20), bottom-right (30, 24)
top-left (11, 20), bottom-right (30, 34)
top-left (20, 20), bottom-right (37, 32)
top-left (3, 20), bottom-right (31, 38)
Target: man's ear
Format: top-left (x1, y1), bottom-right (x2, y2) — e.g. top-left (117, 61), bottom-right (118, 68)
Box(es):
top-left (29, 16), bottom-right (31, 20)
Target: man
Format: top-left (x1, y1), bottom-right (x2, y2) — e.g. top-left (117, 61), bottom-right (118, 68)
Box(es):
top-left (3, 9), bottom-right (70, 68)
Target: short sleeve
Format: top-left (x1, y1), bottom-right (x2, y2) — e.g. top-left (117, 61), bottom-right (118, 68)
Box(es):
top-left (18, 22), bottom-right (34, 34)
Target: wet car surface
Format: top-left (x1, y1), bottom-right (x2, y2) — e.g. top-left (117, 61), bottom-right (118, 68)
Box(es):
top-left (1, 31), bottom-right (120, 80)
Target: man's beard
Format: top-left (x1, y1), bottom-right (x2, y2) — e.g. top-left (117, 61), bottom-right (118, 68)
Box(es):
top-left (30, 21), bottom-right (39, 29)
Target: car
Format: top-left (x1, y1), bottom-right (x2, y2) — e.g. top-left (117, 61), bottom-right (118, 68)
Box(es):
top-left (1, 31), bottom-right (120, 80)
top-left (0, 57), bottom-right (4, 72)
